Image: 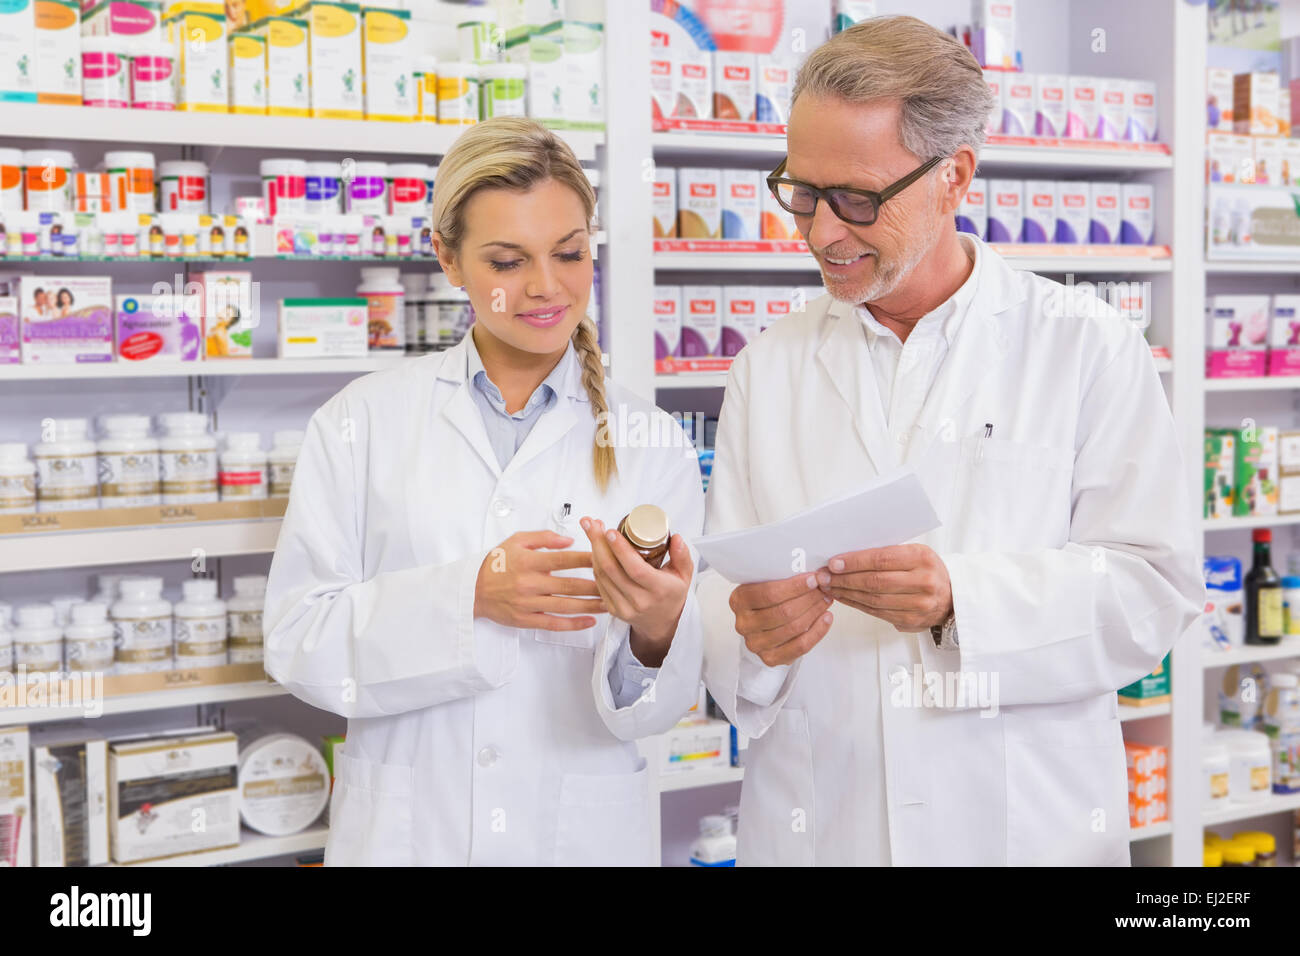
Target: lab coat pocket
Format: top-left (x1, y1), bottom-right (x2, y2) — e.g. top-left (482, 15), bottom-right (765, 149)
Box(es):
top-left (553, 758), bottom-right (654, 866)
top-left (737, 708), bottom-right (816, 866)
top-left (1002, 714), bottom-right (1129, 866)
top-left (324, 750), bottom-right (415, 867)
top-left (958, 437), bottom-right (1074, 551)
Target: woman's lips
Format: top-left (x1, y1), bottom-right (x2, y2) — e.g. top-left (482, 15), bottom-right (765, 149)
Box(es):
top-left (516, 304), bottom-right (569, 328)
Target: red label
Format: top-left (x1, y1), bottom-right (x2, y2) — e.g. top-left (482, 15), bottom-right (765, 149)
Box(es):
top-left (723, 65), bottom-right (751, 82)
top-left (1042, 88), bottom-right (1063, 101)
top-left (1097, 196), bottom-right (1117, 209)
top-left (391, 178), bottom-right (427, 204)
top-left (763, 67), bottom-right (788, 83)
top-left (650, 30), bottom-right (669, 49)
top-left (1134, 93), bottom-right (1154, 107)
top-left (689, 299), bottom-right (716, 313)
top-left (120, 331), bottom-right (163, 361)
top-left (654, 300), bottom-right (676, 314)
top-left (730, 301), bottom-right (755, 314)
top-left (730, 183), bottom-right (756, 198)
top-left (1032, 195), bottom-right (1052, 207)
top-left (1063, 195), bottom-right (1085, 207)
top-left (1011, 84), bottom-right (1032, 98)
top-left (168, 176), bottom-right (206, 208)
top-left (967, 191), bottom-right (984, 204)
top-left (765, 300), bottom-right (790, 314)
top-left (997, 193), bottom-right (1019, 206)
top-left (653, 182), bottom-right (670, 197)
top-left (1074, 87), bottom-right (1095, 101)
top-left (273, 175), bottom-right (305, 199)
top-left (691, 0), bottom-right (784, 54)
top-left (1129, 197), bottom-right (1150, 209)
top-left (220, 471), bottom-right (264, 486)
top-left (651, 60), bottom-right (670, 76)
top-left (682, 63), bottom-right (706, 79)
top-left (1104, 90), bottom-right (1124, 104)
top-left (689, 183), bottom-right (716, 198)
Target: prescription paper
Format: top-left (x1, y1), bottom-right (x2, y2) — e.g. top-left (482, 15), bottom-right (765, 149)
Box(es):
top-left (694, 470), bottom-right (940, 583)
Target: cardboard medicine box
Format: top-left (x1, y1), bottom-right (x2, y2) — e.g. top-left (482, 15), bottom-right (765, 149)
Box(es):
top-left (163, 1), bottom-right (228, 112)
top-left (1233, 425), bottom-right (1279, 517)
top-left (1205, 429), bottom-right (1236, 519)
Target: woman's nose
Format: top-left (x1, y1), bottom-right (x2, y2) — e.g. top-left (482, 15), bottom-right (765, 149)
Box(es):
top-left (525, 259), bottom-right (561, 298)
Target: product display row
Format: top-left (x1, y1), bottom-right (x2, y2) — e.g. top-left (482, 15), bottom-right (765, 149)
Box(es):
top-left (1205, 295), bottom-right (1300, 378)
top-left (653, 284), bottom-right (823, 366)
top-left (982, 71), bottom-right (1159, 144)
top-left (1203, 427), bottom-right (1298, 521)
top-left (1203, 830), bottom-right (1285, 868)
top-left (957, 179), bottom-right (1155, 246)
top-left (652, 167), bottom-right (794, 241)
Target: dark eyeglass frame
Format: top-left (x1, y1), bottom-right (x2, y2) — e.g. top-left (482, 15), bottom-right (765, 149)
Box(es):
top-left (765, 155), bottom-right (947, 226)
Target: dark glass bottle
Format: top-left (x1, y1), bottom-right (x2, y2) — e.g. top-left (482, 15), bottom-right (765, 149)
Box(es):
top-left (1245, 528), bottom-right (1283, 645)
top-left (618, 505), bottom-right (671, 569)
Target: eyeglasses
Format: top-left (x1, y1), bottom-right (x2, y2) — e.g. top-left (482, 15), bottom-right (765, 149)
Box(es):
top-left (766, 155), bottom-right (946, 227)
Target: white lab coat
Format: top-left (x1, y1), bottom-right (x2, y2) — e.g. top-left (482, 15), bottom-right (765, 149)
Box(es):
top-left (263, 336), bottom-right (706, 866)
top-left (699, 236), bottom-right (1204, 866)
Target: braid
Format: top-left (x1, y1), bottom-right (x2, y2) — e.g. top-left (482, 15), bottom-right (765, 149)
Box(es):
top-left (571, 315), bottom-right (617, 492)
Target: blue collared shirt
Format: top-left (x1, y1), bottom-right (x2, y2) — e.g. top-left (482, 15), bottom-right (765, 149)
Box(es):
top-left (464, 329), bottom-right (570, 470)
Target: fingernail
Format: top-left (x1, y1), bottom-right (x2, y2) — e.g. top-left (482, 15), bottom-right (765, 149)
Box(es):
top-left (817, 571), bottom-right (831, 586)
top-left (805, 575), bottom-right (817, 589)
top-left (829, 559), bottom-right (844, 572)
top-left (606, 530), bottom-right (618, 542)
top-left (822, 612), bottom-right (833, 623)
top-left (580, 518), bottom-right (589, 530)
top-left (824, 595), bottom-right (832, 605)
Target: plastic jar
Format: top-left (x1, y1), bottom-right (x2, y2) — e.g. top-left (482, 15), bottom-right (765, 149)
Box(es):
top-left (103, 151), bottom-right (157, 214)
top-left (437, 62), bottom-right (479, 125)
top-left (388, 163), bottom-right (430, 219)
top-left (23, 149), bottom-right (74, 213)
top-left (359, 267), bottom-right (406, 351)
top-left (416, 55), bottom-right (438, 121)
top-left (158, 160), bottom-right (209, 214)
top-left (64, 601), bottom-right (116, 673)
top-left (1221, 840), bottom-right (1257, 866)
top-left (219, 432), bottom-right (267, 501)
top-left (13, 604), bottom-right (62, 674)
top-left (157, 412), bottom-right (218, 504)
top-left (346, 161), bottom-right (389, 216)
top-left (0, 148), bottom-right (23, 213)
top-left (82, 35), bottom-right (131, 109)
top-left (92, 573), bottom-right (127, 608)
top-left (261, 158), bottom-right (307, 218)
top-left (34, 418), bottom-right (99, 513)
top-left (227, 574), bottom-right (267, 664)
top-left (268, 430), bottom-right (304, 498)
top-left (400, 273), bottom-right (429, 353)
top-left (0, 442), bottom-right (36, 514)
top-left (96, 414), bottom-right (161, 509)
top-left (689, 814), bottom-right (737, 866)
top-left (111, 576), bottom-right (173, 674)
top-left (1203, 725), bottom-right (1230, 806)
top-left (304, 161), bottom-right (342, 217)
top-left (174, 578), bottom-right (227, 669)
top-left (432, 273), bottom-right (474, 348)
top-left (1232, 830), bottom-right (1276, 866)
top-left (480, 62), bottom-right (527, 119)
top-left (129, 38), bottom-right (177, 110)
top-left (1221, 729), bottom-right (1273, 802)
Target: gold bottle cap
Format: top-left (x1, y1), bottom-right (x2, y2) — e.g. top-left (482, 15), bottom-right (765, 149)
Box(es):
top-left (624, 504), bottom-right (669, 549)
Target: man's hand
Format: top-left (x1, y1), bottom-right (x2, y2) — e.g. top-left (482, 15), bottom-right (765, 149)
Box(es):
top-left (730, 573), bottom-right (835, 667)
top-left (820, 543), bottom-right (953, 632)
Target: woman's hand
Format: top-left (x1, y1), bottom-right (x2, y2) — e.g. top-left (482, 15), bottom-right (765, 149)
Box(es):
top-left (473, 531), bottom-right (607, 631)
top-left (581, 517), bottom-right (693, 667)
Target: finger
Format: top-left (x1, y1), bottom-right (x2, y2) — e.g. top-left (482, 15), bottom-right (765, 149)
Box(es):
top-left (732, 572), bottom-right (823, 613)
top-left (543, 575), bottom-right (604, 597)
top-left (759, 610), bottom-right (834, 667)
top-left (832, 595), bottom-right (929, 631)
top-left (744, 595), bottom-right (835, 653)
top-left (528, 595), bottom-right (609, 616)
top-left (533, 550), bottom-right (595, 572)
top-left (588, 520), bottom-right (641, 601)
top-left (514, 531), bottom-right (576, 551)
top-left (601, 527), bottom-right (660, 589)
top-left (826, 588), bottom-right (932, 613)
top-left (660, 534), bottom-right (694, 584)
top-left (825, 544), bottom-right (922, 575)
top-left (518, 612), bottom-right (600, 632)
top-left (824, 569), bottom-right (929, 594)
top-left (740, 587), bottom-right (832, 635)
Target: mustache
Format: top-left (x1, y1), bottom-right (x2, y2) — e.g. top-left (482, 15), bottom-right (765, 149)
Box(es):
top-left (813, 246), bottom-right (877, 259)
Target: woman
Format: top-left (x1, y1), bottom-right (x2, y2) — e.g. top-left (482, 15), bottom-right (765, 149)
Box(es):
top-left (56, 288), bottom-right (74, 318)
top-left (264, 118), bottom-right (707, 866)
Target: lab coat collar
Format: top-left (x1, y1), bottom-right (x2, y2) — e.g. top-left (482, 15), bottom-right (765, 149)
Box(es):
top-left (857, 231), bottom-right (981, 349)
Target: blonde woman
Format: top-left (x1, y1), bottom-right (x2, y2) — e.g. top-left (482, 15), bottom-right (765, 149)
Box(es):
top-left (264, 118), bottom-right (706, 866)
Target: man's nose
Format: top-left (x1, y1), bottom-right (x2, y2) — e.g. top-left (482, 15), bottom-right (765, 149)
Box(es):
top-left (802, 197), bottom-right (853, 250)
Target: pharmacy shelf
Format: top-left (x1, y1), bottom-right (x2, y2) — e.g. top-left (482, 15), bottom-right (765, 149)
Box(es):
top-left (658, 766), bottom-right (745, 792)
top-left (1120, 701), bottom-right (1172, 721)
top-left (0, 357), bottom-right (417, 381)
top-left (653, 252), bottom-right (821, 272)
top-left (1203, 514), bottom-right (1300, 533)
top-left (655, 373), bottom-right (730, 390)
top-left (117, 825), bottom-right (328, 867)
top-left (0, 678), bottom-right (288, 725)
top-left (651, 131), bottom-right (787, 160)
top-left (1204, 260), bottom-right (1300, 275)
top-left (1202, 792), bottom-right (1300, 828)
top-left (1204, 376), bottom-right (1300, 392)
top-left (0, 518), bottom-right (281, 573)
top-left (1129, 821), bottom-right (1173, 841)
top-left (997, 250), bottom-right (1174, 273)
top-left (1202, 635), bottom-right (1300, 668)
top-left (0, 103), bottom-right (604, 161)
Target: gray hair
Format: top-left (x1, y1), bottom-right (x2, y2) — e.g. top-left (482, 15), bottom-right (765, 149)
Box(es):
top-left (791, 15), bottom-right (995, 162)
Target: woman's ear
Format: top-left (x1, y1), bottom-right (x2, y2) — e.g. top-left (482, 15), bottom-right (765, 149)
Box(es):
top-left (432, 233), bottom-right (462, 287)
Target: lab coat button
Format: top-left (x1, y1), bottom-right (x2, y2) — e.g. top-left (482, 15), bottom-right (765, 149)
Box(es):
top-left (890, 665), bottom-right (909, 682)
top-left (490, 497), bottom-right (512, 518)
top-left (476, 747), bottom-right (499, 767)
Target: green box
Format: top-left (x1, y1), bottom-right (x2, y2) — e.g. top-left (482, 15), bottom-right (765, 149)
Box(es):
top-left (321, 734), bottom-right (345, 782)
top-left (1119, 653), bottom-right (1171, 704)
top-left (1204, 428), bottom-right (1235, 519)
top-left (1232, 425), bottom-right (1279, 517)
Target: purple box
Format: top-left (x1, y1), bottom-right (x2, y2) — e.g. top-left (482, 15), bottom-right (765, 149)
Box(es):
top-left (0, 297), bottom-right (18, 364)
top-left (115, 295), bottom-right (203, 362)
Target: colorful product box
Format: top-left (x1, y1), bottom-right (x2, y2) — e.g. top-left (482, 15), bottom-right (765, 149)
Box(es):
top-left (0, 0), bottom-right (37, 102)
top-left (248, 14), bottom-right (309, 117)
top-left (970, 0), bottom-right (1016, 70)
top-left (1001, 72), bottom-right (1034, 135)
top-left (0, 726), bottom-right (31, 867)
top-left (196, 270), bottom-right (255, 358)
top-left (164, 2), bottom-right (227, 112)
top-left (1207, 295), bottom-right (1269, 378)
top-left (1279, 431), bottom-right (1300, 515)
top-left (82, 0), bottom-right (162, 40)
top-left (1119, 653), bottom-right (1171, 705)
top-left (32, 732), bottom-right (109, 867)
top-left (1268, 295), bottom-right (1300, 377)
top-left (674, 43), bottom-right (711, 119)
top-left (1280, 86), bottom-right (1292, 138)
top-left (1207, 67), bottom-right (1234, 132)
top-left (721, 169), bottom-right (760, 241)
top-left (36, 0), bottom-right (83, 105)
top-left (228, 30), bottom-right (267, 114)
top-left (712, 50), bottom-right (754, 121)
top-left (755, 55), bottom-right (792, 124)
top-left (1282, 138), bottom-right (1300, 186)
top-left (1095, 77), bottom-right (1127, 141)
top-left (115, 293), bottom-right (202, 361)
top-left (680, 285), bottom-right (721, 357)
top-left (1020, 179), bottom-right (1054, 243)
top-left (1234, 71), bottom-right (1279, 136)
top-left (1205, 430), bottom-right (1236, 519)
top-left (524, 19), bottom-right (564, 125)
top-left (982, 68), bottom-right (1003, 138)
top-left (761, 185), bottom-right (797, 240)
top-left (562, 18), bottom-right (604, 128)
top-left (721, 285), bottom-right (760, 357)
top-left (653, 284), bottom-right (680, 360)
top-left (956, 177), bottom-right (986, 237)
top-left (19, 275), bottom-right (113, 364)
top-left (986, 178), bottom-right (1021, 243)
top-left (677, 168), bottom-right (720, 239)
top-left (299, 1), bottom-right (362, 120)
top-left (759, 286), bottom-right (792, 332)
top-left (1253, 135), bottom-right (1283, 186)
top-left (1127, 79), bottom-right (1157, 142)
top-left (1054, 180), bottom-right (1088, 243)
top-left (1065, 75), bottom-right (1099, 140)
top-left (652, 165), bottom-right (676, 238)
top-left (0, 295), bottom-right (18, 364)
top-left (1088, 180), bottom-right (1120, 244)
top-left (1233, 425), bottom-right (1279, 517)
top-left (1206, 131), bottom-right (1240, 184)
top-left (648, 25), bottom-right (676, 121)
top-left (361, 6), bottom-right (413, 121)
top-left (1119, 183), bottom-right (1153, 246)
top-left (278, 297), bottom-right (367, 358)
top-left (1033, 73), bottom-right (1067, 137)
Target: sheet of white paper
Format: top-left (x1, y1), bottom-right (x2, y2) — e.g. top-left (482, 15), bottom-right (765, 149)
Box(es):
top-left (693, 470), bottom-right (940, 584)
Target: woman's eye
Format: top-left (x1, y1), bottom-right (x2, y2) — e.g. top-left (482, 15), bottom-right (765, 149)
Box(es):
top-left (558, 250), bottom-right (586, 262)
top-left (488, 260), bottom-right (521, 271)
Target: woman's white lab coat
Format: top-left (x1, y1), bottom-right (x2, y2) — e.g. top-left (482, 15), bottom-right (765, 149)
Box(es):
top-left (263, 337), bottom-right (705, 866)
top-left (699, 236), bottom-right (1205, 866)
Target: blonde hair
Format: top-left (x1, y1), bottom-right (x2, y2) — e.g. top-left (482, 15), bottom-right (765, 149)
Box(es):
top-left (432, 117), bottom-right (614, 491)
top-left (792, 15), bottom-right (995, 162)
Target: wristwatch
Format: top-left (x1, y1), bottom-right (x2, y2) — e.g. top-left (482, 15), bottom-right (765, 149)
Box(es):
top-left (931, 612), bottom-right (958, 649)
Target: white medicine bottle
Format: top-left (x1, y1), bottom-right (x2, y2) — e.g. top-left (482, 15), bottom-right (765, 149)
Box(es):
top-left (174, 578), bottom-right (228, 669)
top-left (111, 576), bottom-right (174, 674)
top-left (92, 572), bottom-right (127, 607)
top-left (219, 432), bottom-right (268, 501)
top-left (97, 414), bottom-right (161, 508)
top-left (33, 418), bottom-right (99, 513)
top-left (0, 442), bottom-right (36, 514)
top-left (267, 430), bottom-right (304, 499)
top-left (0, 601), bottom-right (12, 677)
top-left (157, 412), bottom-right (218, 505)
top-left (13, 603), bottom-right (63, 675)
top-left (64, 601), bottom-right (116, 674)
top-left (689, 814), bottom-right (737, 867)
top-left (227, 574), bottom-right (267, 664)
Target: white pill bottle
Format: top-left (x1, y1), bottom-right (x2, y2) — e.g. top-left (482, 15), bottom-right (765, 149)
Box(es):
top-left (267, 430), bottom-right (304, 499)
top-left (227, 574), bottom-right (267, 665)
top-left (13, 604), bottom-right (63, 675)
top-left (0, 442), bottom-right (36, 514)
top-left (34, 418), bottom-right (99, 513)
top-left (219, 432), bottom-right (268, 501)
top-left (111, 576), bottom-right (173, 674)
top-left (174, 578), bottom-right (228, 669)
top-left (157, 412), bottom-right (218, 504)
top-left (65, 601), bottom-right (116, 674)
top-left (97, 413), bottom-right (161, 508)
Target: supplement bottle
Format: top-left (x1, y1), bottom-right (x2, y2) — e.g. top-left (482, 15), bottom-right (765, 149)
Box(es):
top-left (97, 414), bottom-right (161, 508)
top-left (111, 576), bottom-right (173, 674)
top-left (157, 412), bottom-right (218, 504)
top-left (34, 418), bottom-right (99, 513)
top-left (174, 578), bottom-right (228, 669)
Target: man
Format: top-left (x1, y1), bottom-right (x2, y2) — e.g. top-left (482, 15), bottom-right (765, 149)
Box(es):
top-left (698, 16), bottom-right (1203, 866)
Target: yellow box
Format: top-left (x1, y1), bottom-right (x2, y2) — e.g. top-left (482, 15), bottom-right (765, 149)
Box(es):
top-left (296, 1), bottom-right (362, 120)
top-left (247, 14), bottom-right (309, 116)
top-left (229, 30), bottom-right (267, 113)
top-left (164, 2), bottom-right (229, 113)
top-left (362, 6), bottom-right (413, 122)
